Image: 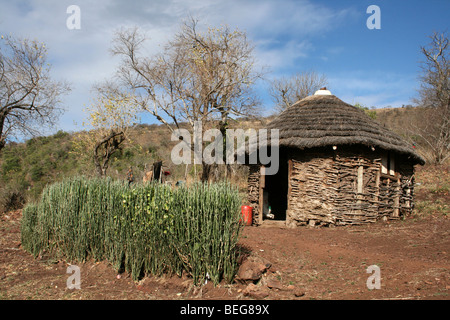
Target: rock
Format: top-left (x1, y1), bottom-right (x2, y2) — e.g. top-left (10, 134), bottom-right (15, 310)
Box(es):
top-left (287, 284), bottom-right (295, 291)
top-left (294, 288), bottom-right (306, 297)
top-left (243, 283), bottom-right (269, 299)
top-left (243, 283), bottom-right (257, 293)
top-left (236, 261), bottom-right (264, 282)
top-left (236, 256), bottom-right (271, 283)
top-left (266, 278), bottom-right (283, 290)
top-left (262, 273), bottom-right (284, 290)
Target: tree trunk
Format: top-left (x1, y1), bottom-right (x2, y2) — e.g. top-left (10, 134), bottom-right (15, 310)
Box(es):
top-left (93, 154), bottom-right (108, 176)
top-left (93, 131), bottom-right (125, 176)
top-left (0, 111), bottom-right (7, 152)
top-left (201, 161), bottom-right (213, 183)
top-left (219, 113), bottom-right (232, 180)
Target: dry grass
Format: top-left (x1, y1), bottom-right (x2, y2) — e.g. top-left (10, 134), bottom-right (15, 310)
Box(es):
top-left (414, 164), bottom-right (450, 218)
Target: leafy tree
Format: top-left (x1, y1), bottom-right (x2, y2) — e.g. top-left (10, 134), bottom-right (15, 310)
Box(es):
top-left (355, 103), bottom-right (377, 120)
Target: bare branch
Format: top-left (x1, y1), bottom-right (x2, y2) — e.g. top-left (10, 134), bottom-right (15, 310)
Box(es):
top-left (0, 35), bottom-right (70, 151)
top-left (109, 19), bottom-right (264, 180)
top-left (269, 71), bottom-right (328, 113)
top-left (411, 31), bottom-right (450, 163)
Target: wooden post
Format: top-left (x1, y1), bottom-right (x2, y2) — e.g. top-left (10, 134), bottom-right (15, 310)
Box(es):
top-left (406, 187), bottom-right (411, 209)
top-left (389, 156), bottom-right (396, 176)
top-left (381, 154), bottom-right (388, 174)
top-left (357, 166), bottom-right (364, 194)
top-left (374, 168), bottom-right (380, 204)
top-left (393, 176), bottom-right (400, 218)
top-left (383, 177), bottom-right (390, 221)
top-left (287, 159), bottom-right (293, 218)
top-left (357, 165), bottom-right (364, 206)
top-left (258, 166), bottom-right (266, 225)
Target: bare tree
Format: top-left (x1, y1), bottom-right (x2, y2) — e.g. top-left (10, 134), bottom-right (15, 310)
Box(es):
top-left (269, 71), bottom-right (328, 113)
top-left (411, 31), bottom-right (450, 164)
top-left (111, 18), bottom-right (263, 181)
top-left (0, 35), bottom-right (69, 151)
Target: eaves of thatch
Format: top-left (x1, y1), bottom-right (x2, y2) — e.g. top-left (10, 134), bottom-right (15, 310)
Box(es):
top-left (266, 93), bottom-right (425, 165)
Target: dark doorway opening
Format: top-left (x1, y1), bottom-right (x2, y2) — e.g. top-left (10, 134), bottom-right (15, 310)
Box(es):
top-left (263, 155), bottom-right (288, 221)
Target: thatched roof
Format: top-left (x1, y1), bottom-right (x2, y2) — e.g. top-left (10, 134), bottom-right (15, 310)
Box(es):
top-left (266, 92), bottom-right (425, 165)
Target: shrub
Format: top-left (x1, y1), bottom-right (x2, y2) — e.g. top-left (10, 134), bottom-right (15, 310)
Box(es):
top-left (0, 185), bottom-right (26, 213)
top-left (30, 165), bottom-right (44, 182)
top-left (1, 154), bottom-right (21, 174)
top-left (53, 130), bottom-right (69, 139)
top-left (21, 177), bottom-right (243, 285)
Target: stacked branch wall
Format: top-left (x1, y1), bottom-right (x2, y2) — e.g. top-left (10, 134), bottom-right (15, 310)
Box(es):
top-left (247, 164), bottom-right (261, 225)
top-left (248, 147), bottom-right (416, 227)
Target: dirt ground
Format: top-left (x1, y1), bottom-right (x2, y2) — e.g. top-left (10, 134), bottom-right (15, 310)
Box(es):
top-left (1, 208), bottom-right (449, 301)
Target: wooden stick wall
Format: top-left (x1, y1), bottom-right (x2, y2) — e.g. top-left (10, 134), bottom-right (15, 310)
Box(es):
top-left (247, 149), bottom-right (416, 227)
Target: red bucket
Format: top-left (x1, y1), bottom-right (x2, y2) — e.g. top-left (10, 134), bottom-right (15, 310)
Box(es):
top-left (240, 205), bottom-right (253, 226)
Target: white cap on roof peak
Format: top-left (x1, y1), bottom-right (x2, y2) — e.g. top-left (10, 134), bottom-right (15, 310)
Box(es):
top-left (314, 87), bottom-right (332, 96)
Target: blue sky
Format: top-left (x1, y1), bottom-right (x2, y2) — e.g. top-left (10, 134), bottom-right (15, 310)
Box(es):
top-left (1, 0), bottom-right (449, 135)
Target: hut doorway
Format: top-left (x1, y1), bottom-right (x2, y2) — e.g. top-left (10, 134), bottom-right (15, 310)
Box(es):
top-left (261, 156), bottom-right (288, 221)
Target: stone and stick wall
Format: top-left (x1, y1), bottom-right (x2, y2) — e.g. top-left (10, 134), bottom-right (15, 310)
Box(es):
top-left (248, 148), bottom-right (416, 227)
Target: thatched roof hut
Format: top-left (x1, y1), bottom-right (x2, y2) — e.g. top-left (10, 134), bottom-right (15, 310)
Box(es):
top-left (267, 92), bottom-right (424, 164)
top-left (247, 88), bottom-right (424, 227)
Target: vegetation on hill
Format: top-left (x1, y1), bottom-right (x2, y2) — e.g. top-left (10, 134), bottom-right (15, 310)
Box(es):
top-left (0, 118), bottom-right (270, 213)
top-left (0, 105), bottom-right (448, 216)
top-left (0, 125), bottom-right (171, 212)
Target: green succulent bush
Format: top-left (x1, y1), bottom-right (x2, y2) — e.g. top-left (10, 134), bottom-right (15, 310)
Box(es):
top-left (21, 176), bottom-right (243, 285)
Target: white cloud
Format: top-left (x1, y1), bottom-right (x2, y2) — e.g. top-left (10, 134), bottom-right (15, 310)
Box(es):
top-left (0, 0), bottom-right (359, 133)
top-left (255, 39), bottom-right (314, 72)
top-left (329, 71), bottom-right (417, 108)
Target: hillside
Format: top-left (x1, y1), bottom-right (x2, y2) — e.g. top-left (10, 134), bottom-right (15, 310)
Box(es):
top-left (374, 106), bottom-right (419, 137)
top-left (0, 106), bottom-right (444, 213)
top-left (0, 118), bottom-right (271, 212)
